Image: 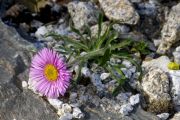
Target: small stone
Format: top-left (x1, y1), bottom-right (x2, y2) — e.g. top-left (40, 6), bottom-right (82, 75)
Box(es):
top-left (153, 39), bottom-right (161, 47)
top-left (80, 52), bottom-right (87, 56)
top-left (69, 92), bottom-right (77, 101)
top-left (129, 94), bottom-right (140, 106)
top-left (120, 104), bottom-right (133, 116)
top-left (81, 67), bottom-right (91, 77)
top-left (157, 3), bottom-right (180, 54)
top-left (169, 71), bottom-right (180, 111)
top-left (59, 113), bottom-right (73, 120)
top-left (129, 66), bottom-right (136, 73)
top-left (116, 92), bottom-right (132, 103)
top-left (121, 68), bottom-right (132, 78)
top-left (35, 26), bottom-right (48, 38)
top-left (99, 0), bottom-right (140, 25)
top-left (173, 47), bottom-right (180, 64)
top-left (22, 81), bottom-right (28, 88)
top-left (142, 56), bottom-right (170, 72)
top-left (48, 98), bottom-right (63, 109)
top-left (157, 113), bottom-right (169, 120)
top-left (113, 24), bottom-right (130, 34)
top-left (67, 1), bottom-right (100, 29)
top-left (100, 73), bottom-right (110, 80)
top-left (176, 46), bottom-right (180, 52)
top-left (72, 107), bottom-right (85, 119)
top-left (62, 104), bottom-right (72, 113)
top-left (35, 26), bottom-right (53, 41)
top-left (90, 73), bottom-right (104, 91)
top-left (122, 60), bottom-right (132, 68)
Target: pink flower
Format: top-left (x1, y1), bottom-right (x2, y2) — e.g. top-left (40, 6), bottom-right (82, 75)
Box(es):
top-left (29, 48), bottom-right (71, 98)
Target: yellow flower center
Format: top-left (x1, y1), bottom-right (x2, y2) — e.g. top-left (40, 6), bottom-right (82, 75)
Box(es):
top-left (44, 64), bottom-right (58, 81)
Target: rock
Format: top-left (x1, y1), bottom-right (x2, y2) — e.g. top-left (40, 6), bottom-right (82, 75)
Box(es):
top-left (99, 0), bottom-right (140, 25)
top-left (105, 80), bottom-right (118, 93)
top-left (130, 94), bottom-right (140, 106)
top-left (121, 68), bottom-right (132, 79)
top-left (116, 92), bottom-right (132, 104)
top-left (157, 3), bottom-right (180, 54)
top-left (100, 73), bottom-right (110, 80)
top-left (35, 26), bottom-right (53, 41)
top-left (59, 113), bottom-right (73, 120)
top-left (67, 1), bottom-right (100, 29)
top-left (72, 107), bottom-right (85, 119)
top-left (136, 0), bottom-right (157, 16)
top-left (122, 60), bottom-right (133, 68)
top-left (62, 104), bottom-right (72, 113)
top-left (142, 56), bottom-right (170, 72)
top-left (90, 22), bottom-right (109, 38)
top-left (69, 92), bottom-right (78, 102)
top-left (0, 20), bottom-right (58, 120)
top-left (112, 24), bottom-right (130, 34)
top-left (22, 81), bottom-right (28, 88)
top-left (141, 67), bottom-right (171, 113)
top-left (157, 113), bottom-right (169, 120)
top-left (173, 46), bottom-right (180, 64)
top-left (90, 73), bottom-right (105, 91)
top-left (81, 67), bottom-right (91, 77)
top-left (171, 112), bottom-right (180, 120)
top-left (169, 70), bottom-right (180, 111)
top-left (120, 104), bottom-right (133, 116)
top-left (47, 98), bottom-right (63, 109)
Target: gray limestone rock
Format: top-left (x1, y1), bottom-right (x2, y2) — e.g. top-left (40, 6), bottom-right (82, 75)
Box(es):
top-left (99, 0), bottom-right (140, 25)
top-left (142, 56), bottom-right (170, 73)
top-left (141, 67), bottom-right (171, 113)
top-left (157, 3), bottom-right (180, 54)
top-left (0, 21), bottom-right (58, 120)
top-left (67, 1), bottom-right (100, 30)
top-left (169, 70), bottom-right (180, 111)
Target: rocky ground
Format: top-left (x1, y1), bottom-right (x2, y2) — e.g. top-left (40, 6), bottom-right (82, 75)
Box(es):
top-left (1, 0), bottom-right (180, 120)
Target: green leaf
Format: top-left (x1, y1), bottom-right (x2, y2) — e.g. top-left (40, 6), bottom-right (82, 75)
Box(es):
top-left (111, 39), bottom-right (132, 50)
top-left (112, 85), bottom-right (122, 96)
top-left (69, 47), bottom-right (108, 66)
top-left (105, 31), bottom-right (119, 48)
top-left (95, 24), bottom-right (110, 49)
top-left (98, 13), bottom-right (103, 39)
top-left (66, 52), bottom-right (73, 63)
top-left (99, 48), bottom-right (111, 66)
top-left (84, 25), bottom-right (92, 40)
top-left (106, 65), bottom-right (126, 85)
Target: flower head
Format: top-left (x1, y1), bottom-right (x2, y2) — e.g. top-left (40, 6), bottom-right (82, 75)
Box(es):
top-left (29, 48), bottom-right (71, 98)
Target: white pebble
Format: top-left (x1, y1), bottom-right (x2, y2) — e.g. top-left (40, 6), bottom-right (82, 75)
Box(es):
top-left (35, 26), bottom-right (48, 38)
top-left (59, 113), bottom-right (73, 120)
top-left (122, 60), bottom-right (132, 68)
top-left (120, 104), bottom-right (133, 116)
top-left (100, 73), bottom-right (110, 80)
top-left (129, 94), bottom-right (140, 106)
top-left (72, 107), bottom-right (85, 119)
top-left (81, 67), bottom-right (91, 77)
top-left (22, 81), bottom-right (28, 88)
top-left (48, 98), bottom-right (63, 109)
top-left (157, 113), bottom-right (169, 120)
top-left (62, 104), bottom-right (72, 113)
